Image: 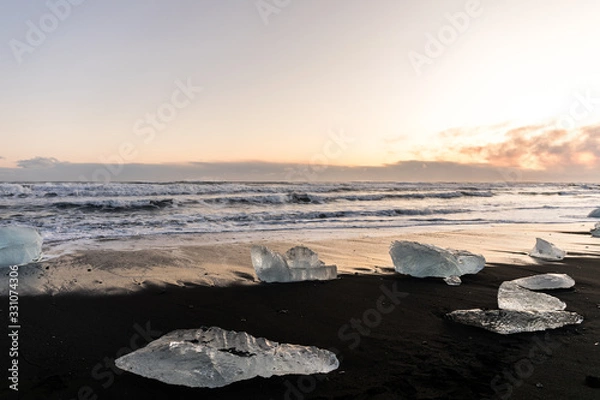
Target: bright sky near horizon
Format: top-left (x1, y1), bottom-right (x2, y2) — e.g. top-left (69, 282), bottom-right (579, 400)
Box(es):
top-left (1, 0), bottom-right (599, 181)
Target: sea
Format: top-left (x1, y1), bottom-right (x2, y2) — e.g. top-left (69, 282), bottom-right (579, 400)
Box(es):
top-left (1, 182), bottom-right (599, 245)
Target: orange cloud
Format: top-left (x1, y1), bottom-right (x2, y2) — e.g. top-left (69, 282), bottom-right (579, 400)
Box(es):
top-left (450, 124), bottom-right (600, 170)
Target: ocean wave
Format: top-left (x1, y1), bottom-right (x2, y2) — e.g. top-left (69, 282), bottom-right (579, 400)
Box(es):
top-left (52, 199), bottom-right (175, 212)
top-left (338, 190), bottom-right (494, 201)
top-left (0, 182), bottom-right (358, 198)
top-left (218, 207), bottom-right (470, 223)
top-left (0, 182), bottom-right (498, 199)
top-left (202, 192), bottom-right (325, 206)
top-left (0, 184), bottom-right (32, 197)
top-left (199, 190), bottom-right (494, 206)
top-left (517, 191), bottom-right (576, 196)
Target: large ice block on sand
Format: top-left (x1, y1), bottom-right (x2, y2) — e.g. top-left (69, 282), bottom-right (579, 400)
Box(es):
top-left (115, 327), bottom-right (339, 388)
top-left (588, 208), bottom-right (600, 218)
top-left (389, 241), bottom-right (485, 286)
top-left (447, 309), bottom-right (583, 335)
top-left (0, 226), bottom-right (43, 268)
top-left (528, 238), bottom-right (565, 261)
top-left (251, 245), bottom-right (337, 283)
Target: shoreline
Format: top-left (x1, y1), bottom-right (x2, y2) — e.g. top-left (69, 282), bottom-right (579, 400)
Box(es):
top-left (10, 222), bottom-right (599, 297)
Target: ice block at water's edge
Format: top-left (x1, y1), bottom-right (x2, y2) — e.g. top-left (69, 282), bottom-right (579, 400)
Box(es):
top-left (447, 309), bottom-right (583, 335)
top-left (0, 226), bottom-right (43, 268)
top-left (115, 327), bottom-right (339, 388)
top-left (592, 222), bottom-right (600, 237)
top-left (389, 241), bottom-right (485, 286)
top-left (251, 245), bottom-right (337, 283)
top-left (528, 238), bottom-right (566, 261)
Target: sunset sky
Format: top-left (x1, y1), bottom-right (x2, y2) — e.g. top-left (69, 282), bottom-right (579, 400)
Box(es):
top-left (1, 0), bottom-right (599, 181)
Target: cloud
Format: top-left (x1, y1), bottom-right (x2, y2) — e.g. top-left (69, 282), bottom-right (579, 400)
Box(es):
top-left (457, 124), bottom-right (600, 170)
top-left (0, 159), bottom-right (596, 183)
top-left (17, 157), bottom-right (62, 169)
top-left (382, 135), bottom-right (408, 145)
top-left (2, 128), bottom-right (600, 183)
top-left (437, 121), bottom-right (513, 140)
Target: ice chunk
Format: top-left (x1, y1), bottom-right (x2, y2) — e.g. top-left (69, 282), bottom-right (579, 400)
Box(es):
top-left (443, 275), bottom-right (462, 286)
top-left (0, 227), bottom-right (43, 268)
top-left (511, 273), bottom-right (575, 291)
top-left (591, 222), bottom-right (600, 237)
top-left (498, 281), bottom-right (566, 311)
top-left (250, 245), bottom-right (290, 282)
top-left (528, 238), bottom-right (566, 261)
top-left (499, 274), bottom-right (574, 312)
top-left (285, 246), bottom-right (321, 269)
top-left (389, 241), bottom-right (485, 286)
top-left (251, 245), bottom-right (337, 283)
top-left (588, 208), bottom-right (600, 218)
top-left (447, 309), bottom-right (583, 334)
top-left (115, 327), bottom-right (339, 388)
top-left (450, 273), bottom-right (580, 334)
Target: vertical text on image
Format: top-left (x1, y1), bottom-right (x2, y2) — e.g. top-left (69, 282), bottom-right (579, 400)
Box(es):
top-left (7, 265), bottom-right (21, 392)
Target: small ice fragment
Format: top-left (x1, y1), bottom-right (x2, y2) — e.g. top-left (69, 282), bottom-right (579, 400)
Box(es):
top-left (588, 208), bottom-right (600, 218)
top-left (0, 226), bottom-right (43, 268)
top-left (115, 327), bottom-right (339, 388)
top-left (528, 238), bottom-right (566, 261)
top-left (447, 309), bottom-right (583, 334)
top-left (389, 241), bottom-right (485, 286)
top-left (444, 276), bottom-right (462, 286)
top-left (498, 281), bottom-right (566, 311)
top-left (251, 245), bottom-right (337, 283)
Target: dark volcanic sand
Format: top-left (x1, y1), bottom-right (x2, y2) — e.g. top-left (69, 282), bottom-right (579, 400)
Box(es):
top-left (2, 255), bottom-right (599, 400)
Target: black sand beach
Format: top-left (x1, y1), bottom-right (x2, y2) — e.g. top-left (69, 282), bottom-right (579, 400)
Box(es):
top-left (2, 237), bottom-right (599, 400)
